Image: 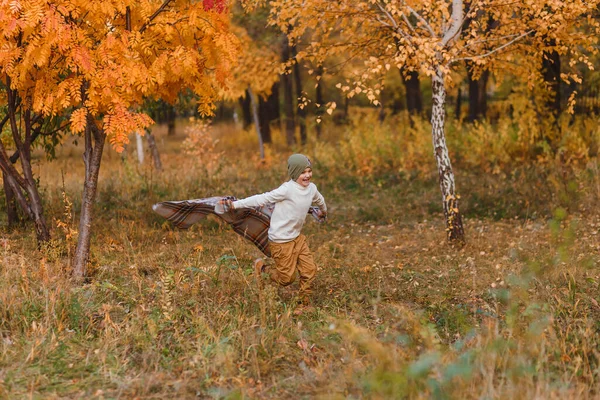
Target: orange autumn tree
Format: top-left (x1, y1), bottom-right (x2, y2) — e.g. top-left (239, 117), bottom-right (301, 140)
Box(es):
top-left (256, 0), bottom-right (600, 244)
top-left (0, 0), bottom-right (238, 278)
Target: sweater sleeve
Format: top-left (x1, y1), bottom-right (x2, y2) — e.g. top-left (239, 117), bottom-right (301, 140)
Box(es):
top-left (233, 184), bottom-right (289, 209)
top-left (312, 185), bottom-right (327, 212)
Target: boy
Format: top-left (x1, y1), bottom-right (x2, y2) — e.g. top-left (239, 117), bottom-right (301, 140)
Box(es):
top-left (221, 154), bottom-right (327, 305)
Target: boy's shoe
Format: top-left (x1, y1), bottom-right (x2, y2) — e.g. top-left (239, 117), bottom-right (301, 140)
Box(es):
top-left (254, 258), bottom-right (265, 288)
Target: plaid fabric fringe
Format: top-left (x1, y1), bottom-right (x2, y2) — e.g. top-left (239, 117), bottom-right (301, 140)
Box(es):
top-left (152, 196), bottom-right (323, 257)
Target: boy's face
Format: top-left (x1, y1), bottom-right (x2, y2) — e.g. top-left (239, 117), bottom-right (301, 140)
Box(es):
top-left (296, 167), bottom-right (313, 187)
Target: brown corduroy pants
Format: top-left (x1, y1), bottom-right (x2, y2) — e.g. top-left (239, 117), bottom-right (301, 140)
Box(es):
top-left (268, 234), bottom-right (316, 299)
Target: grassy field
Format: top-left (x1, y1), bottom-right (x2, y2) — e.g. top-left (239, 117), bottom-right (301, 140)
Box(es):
top-left (1, 117), bottom-right (599, 398)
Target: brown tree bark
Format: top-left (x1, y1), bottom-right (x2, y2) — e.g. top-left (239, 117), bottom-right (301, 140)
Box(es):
top-left (0, 83), bottom-right (50, 243)
top-left (467, 66), bottom-right (489, 122)
top-left (2, 172), bottom-right (19, 226)
top-left (342, 96), bottom-right (349, 122)
top-left (401, 69), bottom-right (423, 114)
top-left (145, 127), bottom-right (163, 171)
top-left (542, 43), bottom-right (561, 118)
top-left (73, 117), bottom-right (106, 280)
top-left (248, 88), bottom-right (265, 160)
top-left (258, 97), bottom-right (273, 145)
top-left (291, 43), bottom-right (307, 145)
top-left (281, 35), bottom-right (296, 146)
top-left (257, 82), bottom-right (280, 145)
top-left (166, 106), bottom-right (176, 136)
top-left (431, 66), bottom-right (465, 244)
top-left (239, 94), bottom-right (253, 129)
top-left (455, 86), bottom-right (462, 120)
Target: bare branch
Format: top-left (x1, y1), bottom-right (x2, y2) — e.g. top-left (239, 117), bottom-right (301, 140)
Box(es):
top-left (461, 32), bottom-right (525, 51)
top-left (452, 29), bottom-right (534, 64)
top-left (375, 2), bottom-right (398, 28)
top-left (140, 0), bottom-right (173, 33)
top-left (401, 12), bottom-right (416, 35)
top-left (407, 5), bottom-right (436, 37)
top-left (375, 15), bottom-right (392, 28)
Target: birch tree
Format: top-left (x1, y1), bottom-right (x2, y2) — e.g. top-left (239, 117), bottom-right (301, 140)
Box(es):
top-left (252, 0), bottom-right (600, 243)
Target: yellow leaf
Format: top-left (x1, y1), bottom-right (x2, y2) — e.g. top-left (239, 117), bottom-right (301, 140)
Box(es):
top-left (69, 108), bottom-right (87, 134)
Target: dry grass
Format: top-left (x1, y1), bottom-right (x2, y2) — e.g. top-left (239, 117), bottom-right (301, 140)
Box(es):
top-left (0, 116), bottom-right (599, 399)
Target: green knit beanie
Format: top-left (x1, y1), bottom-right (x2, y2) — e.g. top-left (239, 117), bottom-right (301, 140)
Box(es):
top-left (288, 154), bottom-right (312, 181)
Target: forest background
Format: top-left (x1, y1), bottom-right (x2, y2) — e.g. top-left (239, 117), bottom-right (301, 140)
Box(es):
top-left (1, 0), bottom-right (599, 398)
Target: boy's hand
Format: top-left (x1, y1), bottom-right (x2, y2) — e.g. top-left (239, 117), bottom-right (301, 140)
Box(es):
top-left (223, 199), bottom-right (234, 210)
top-left (216, 199), bottom-right (234, 214)
top-left (317, 210), bottom-right (327, 222)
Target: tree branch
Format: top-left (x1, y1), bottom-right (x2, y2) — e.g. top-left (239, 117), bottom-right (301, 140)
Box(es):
top-left (461, 32), bottom-right (525, 51)
top-left (442, 0), bottom-right (463, 47)
top-left (0, 136), bottom-right (27, 189)
top-left (407, 5), bottom-right (436, 37)
top-left (140, 0), bottom-right (173, 33)
top-left (375, 2), bottom-right (398, 28)
top-left (401, 12), bottom-right (416, 35)
top-left (374, 2), bottom-right (416, 48)
top-left (8, 121), bottom-right (70, 164)
top-left (0, 114), bottom-right (9, 133)
top-left (452, 29), bottom-right (534, 64)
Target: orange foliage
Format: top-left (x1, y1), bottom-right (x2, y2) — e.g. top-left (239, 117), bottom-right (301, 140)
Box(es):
top-left (255, 0), bottom-right (600, 104)
top-left (0, 0), bottom-right (239, 150)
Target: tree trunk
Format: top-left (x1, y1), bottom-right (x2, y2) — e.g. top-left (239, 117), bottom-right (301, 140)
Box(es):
top-left (378, 102), bottom-right (386, 123)
top-left (315, 65), bottom-right (324, 139)
top-left (258, 82), bottom-right (280, 145)
top-left (6, 93), bottom-right (50, 243)
top-left (281, 35), bottom-right (296, 146)
top-left (166, 105), bottom-right (176, 136)
top-left (2, 172), bottom-right (19, 226)
top-left (248, 88), bottom-right (265, 160)
top-left (467, 66), bottom-right (489, 122)
top-left (145, 128), bottom-right (163, 171)
top-left (401, 69), bottom-right (423, 114)
top-left (136, 132), bottom-right (144, 164)
top-left (542, 45), bottom-right (561, 118)
top-left (0, 166), bottom-right (32, 220)
top-left (342, 97), bottom-right (349, 122)
top-left (291, 44), bottom-right (307, 145)
top-left (73, 119), bottom-right (106, 280)
top-left (431, 67), bottom-right (465, 244)
top-left (21, 159), bottom-right (50, 243)
top-left (541, 40), bottom-right (561, 151)
top-left (239, 94), bottom-right (253, 129)
top-left (455, 86), bottom-right (462, 120)
top-left (266, 82), bottom-right (281, 123)
top-left (258, 94), bottom-right (273, 144)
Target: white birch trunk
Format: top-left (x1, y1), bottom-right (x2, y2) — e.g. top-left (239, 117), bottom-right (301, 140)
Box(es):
top-left (431, 66), bottom-right (465, 243)
top-left (136, 132), bottom-right (144, 164)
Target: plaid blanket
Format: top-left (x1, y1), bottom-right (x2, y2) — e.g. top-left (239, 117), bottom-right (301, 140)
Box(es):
top-left (152, 196), bottom-right (323, 257)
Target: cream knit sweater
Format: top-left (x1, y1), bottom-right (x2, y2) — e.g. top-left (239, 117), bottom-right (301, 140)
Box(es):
top-left (233, 180), bottom-right (327, 243)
